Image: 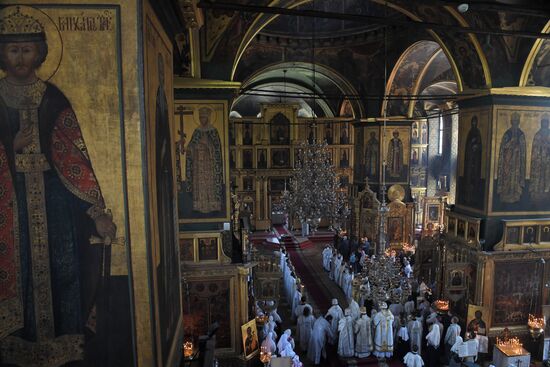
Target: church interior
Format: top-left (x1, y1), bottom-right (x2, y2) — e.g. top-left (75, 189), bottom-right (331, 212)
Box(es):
top-left (1, 0), bottom-right (550, 366)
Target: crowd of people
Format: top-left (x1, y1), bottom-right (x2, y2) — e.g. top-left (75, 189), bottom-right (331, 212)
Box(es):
top-left (253, 234), bottom-right (486, 367)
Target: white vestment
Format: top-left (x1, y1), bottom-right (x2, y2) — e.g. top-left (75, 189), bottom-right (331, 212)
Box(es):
top-left (269, 308), bottom-right (282, 324)
top-left (403, 352), bottom-right (424, 367)
top-left (348, 299), bottom-right (360, 321)
top-left (278, 330), bottom-right (295, 356)
top-left (426, 323), bottom-right (441, 349)
top-left (322, 247), bottom-right (332, 271)
top-left (445, 323), bottom-right (461, 346)
top-left (297, 314), bottom-right (315, 349)
top-left (337, 316), bottom-right (355, 357)
top-left (307, 317), bottom-right (333, 364)
top-left (373, 310), bottom-right (394, 358)
top-left (408, 318), bottom-right (423, 354)
top-left (263, 318), bottom-right (278, 341)
top-left (343, 272), bottom-right (353, 299)
top-left (291, 291), bottom-right (302, 320)
top-left (294, 303), bottom-right (313, 320)
top-left (326, 305), bottom-right (344, 344)
top-left (354, 314), bottom-right (373, 358)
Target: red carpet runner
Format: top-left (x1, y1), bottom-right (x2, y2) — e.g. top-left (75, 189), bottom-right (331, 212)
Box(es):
top-left (273, 225), bottom-right (332, 312)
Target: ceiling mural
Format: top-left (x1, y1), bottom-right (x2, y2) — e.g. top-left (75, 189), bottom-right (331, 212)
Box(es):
top-left (384, 40), bottom-right (441, 117)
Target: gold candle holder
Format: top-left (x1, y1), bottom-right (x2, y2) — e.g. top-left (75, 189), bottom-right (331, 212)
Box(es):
top-left (260, 346), bottom-right (272, 366)
top-left (183, 341), bottom-right (194, 358)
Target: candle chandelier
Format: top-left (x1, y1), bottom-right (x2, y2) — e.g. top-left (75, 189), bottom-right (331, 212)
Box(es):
top-left (281, 140), bottom-right (348, 232)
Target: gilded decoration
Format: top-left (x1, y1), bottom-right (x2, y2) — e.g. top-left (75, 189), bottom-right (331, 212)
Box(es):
top-left (0, 3), bottom-right (138, 366)
top-left (176, 100), bottom-right (230, 222)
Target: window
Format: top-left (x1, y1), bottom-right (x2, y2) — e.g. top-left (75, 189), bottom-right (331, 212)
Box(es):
top-left (438, 113), bottom-right (444, 155)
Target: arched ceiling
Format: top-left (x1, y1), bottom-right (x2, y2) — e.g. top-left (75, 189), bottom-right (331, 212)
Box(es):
top-left (521, 20), bottom-right (550, 86)
top-left (260, 0), bottom-right (401, 39)
top-left (232, 62), bottom-right (363, 117)
top-left (198, 0), bottom-right (549, 112)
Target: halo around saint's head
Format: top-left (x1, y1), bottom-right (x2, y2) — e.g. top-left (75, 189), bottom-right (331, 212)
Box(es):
top-left (195, 105), bottom-right (216, 124)
top-left (0, 5), bottom-right (63, 81)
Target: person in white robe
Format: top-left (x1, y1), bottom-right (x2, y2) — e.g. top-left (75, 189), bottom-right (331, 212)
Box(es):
top-left (404, 297), bottom-right (415, 316)
top-left (444, 316), bottom-right (461, 363)
top-left (263, 315), bottom-right (278, 342)
top-left (404, 259), bottom-right (413, 278)
top-left (261, 331), bottom-right (277, 355)
top-left (297, 306), bottom-right (315, 351)
top-left (373, 302), bottom-right (394, 358)
top-left (338, 308), bottom-right (355, 358)
top-left (278, 329), bottom-right (296, 357)
top-left (330, 252), bottom-right (341, 281)
top-left (291, 288), bottom-right (302, 321)
top-left (326, 298), bottom-right (344, 344)
top-left (342, 269), bottom-right (353, 299)
top-left (348, 297), bottom-right (360, 321)
top-left (307, 314), bottom-right (334, 365)
top-left (407, 314), bottom-right (423, 354)
top-left (426, 323), bottom-right (441, 367)
top-left (448, 335), bottom-right (464, 367)
top-left (403, 345), bottom-right (424, 367)
top-left (354, 307), bottom-right (373, 358)
top-left (294, 296), bottom-right (313, 321)
top-left (322, 245), bottom-right (332, 272)
top-left (337, 261), bottom-right (347, 287)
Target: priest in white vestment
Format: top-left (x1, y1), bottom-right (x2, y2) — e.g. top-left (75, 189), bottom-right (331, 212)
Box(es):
top-left (403, 345), bottom-right (424, 367)
top-left (373, 302), bottom-right (394, 358)
top-left (338, 308), bottom-right (355, 357)
top-left (354, 307), bottom-right (373, 358)
top-left (307, 314), bottom-right (334, 364)
top-left (326, 298), bottom-right (344, 344)
top-left (322, 246), bottom-right (332, 272)
top-left (297, 306), bottom-right (315, 351)
top-left (407, 315), bottom-right (423, 354)
top-left (444, 316), bottom-right (461, 363)
top-left (294, 296), bottom-right (313, 321)
top-left (348, 297), bottom-right (360, 321)
top-left (343, 269), bottom-right (353, 299)
top-left (291, 287), bottom-right (302, 321)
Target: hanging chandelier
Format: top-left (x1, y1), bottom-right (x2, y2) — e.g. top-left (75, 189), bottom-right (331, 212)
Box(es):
top-left (281, 140), bottom-right (348, 232)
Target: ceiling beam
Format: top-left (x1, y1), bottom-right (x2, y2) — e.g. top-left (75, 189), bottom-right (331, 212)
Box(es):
top-left (197, 0), bottom-right (550, 39)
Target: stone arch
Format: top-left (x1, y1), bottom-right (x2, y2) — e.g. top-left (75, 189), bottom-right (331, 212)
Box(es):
top-left (232, 61), bottom-right (364, 118)
top-left (519, 20), bottom-right (550, 87)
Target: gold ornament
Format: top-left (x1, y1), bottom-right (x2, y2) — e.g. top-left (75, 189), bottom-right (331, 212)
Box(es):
top-left (387, 184), bottom-right (405, 202)
top-left (0, 6), bottom-right (44, 40)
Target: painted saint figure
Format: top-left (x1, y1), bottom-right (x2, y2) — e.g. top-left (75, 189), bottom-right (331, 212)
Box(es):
top-left (497, 112), bottom-right (526, 204)
top-left (463, 116), bottom-right (482, 205)
top-left (364, 131), bottom-right (379, 178)
top-left (387, 130), bottom-right (404, 178)
top-left (185, 107), bottom-right (223, 213)
top-left (0, 7), bottom-right (117, 365)
top-left (529, 115), bottom-right (550, 202)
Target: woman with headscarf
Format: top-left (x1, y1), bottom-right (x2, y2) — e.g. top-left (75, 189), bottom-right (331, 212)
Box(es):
top-left (278, 329), bottom-right (296, 357)
top-left (425, 322), bottom-right (441, 367)
top-left (261, 331), bottom-right (277, 355)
